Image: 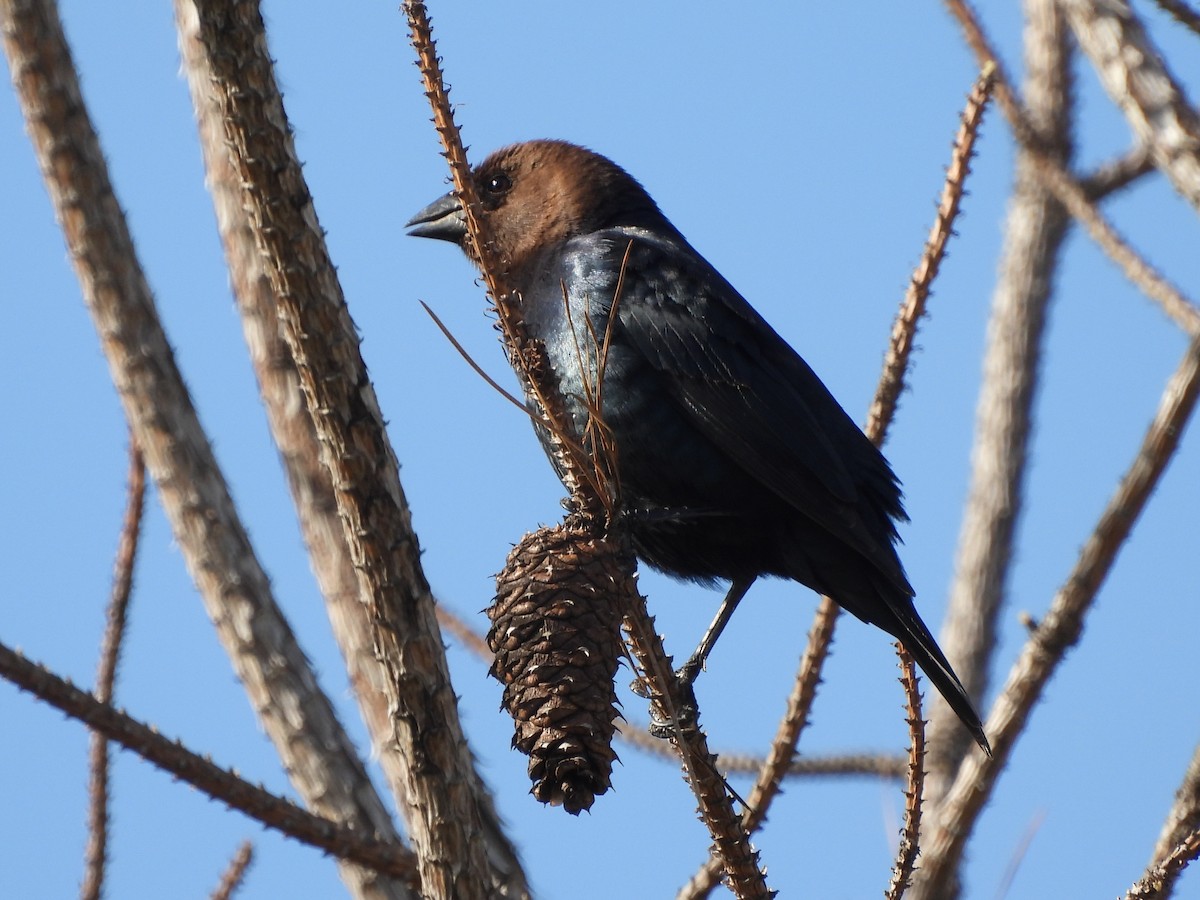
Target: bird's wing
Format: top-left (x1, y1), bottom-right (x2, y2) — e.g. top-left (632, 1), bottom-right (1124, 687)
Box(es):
top-left (592, 229), bottom-right (909, 589)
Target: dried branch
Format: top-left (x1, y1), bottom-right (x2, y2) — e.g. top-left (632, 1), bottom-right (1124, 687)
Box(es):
top-left (211, 841), bottom-right (254, 900)
top-left (1060, 0), bottom-right (1200, 214)
top-left (1127, 829), bottom-right (1200, 900)
top-left (886, 647), bottom-right (927, 900)
top-left (1147, 744), bottom-right (1200, 897)
top-left (913, 336), bottom-right (1200, 895)
top-left (183, 1), bottom-right (509, 896)
top-left (867, 62), bottom-right (997, 439)
top-left (944, 0), bottom-right (1200, 336)
top-left (619, 601), bottom-right (770, 900)
top-left (173, 4), bottom-right (523, 894)
top-left (684, 64), bottom-right (994, 898)
top-left (926, 0), bottom-right (1074, 825)
top-left (0, 5), bottom-right (412, 900)
top-left (82, 440), bottom-right (145, 900)
top-left (0, 642), bottom-right (416, 884)
top-left (1080, 144), bottom-right (1154, 200)
top-left (1152, 0), bottom-right (1200, 37)
top-left (404, 0), bottom-right (609, 515)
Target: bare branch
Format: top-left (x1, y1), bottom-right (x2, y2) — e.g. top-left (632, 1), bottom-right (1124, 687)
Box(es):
top-left (914, 336), bottom-right (1200, 894)
top-left (0, 5), bottom-right (413, 899)
top-left (619, 601), bottom-right (770, 900)
top-left (82, 440), bottom-right (145, 900)
top-left (1152, 0), bottom-right (1200, 38)
top-left (1060, 0), bottom-right (1200, 214)
top-left (173, 4), bottom-right (525, 894)
top-left (1128, 828), bottom-right (1200, 900)
top-left (180, 1), bottom-right (512, 896)
top-left (944, 0), bottom-right (1200, 335)
top-left (1146, 744), bottom-right (1200, 897)
top-left (0, 642), bottom-right (416, 884)
top-left (886, 647), bottom-right (927, 900)
top-left (926, 0), bottom-right (1073, 828)
top-left (1081, 144), bottom-right (1155, 200)
top-left (210, 841), bottom-right (254, 900)
top-left (868, 62), bottom-right (997, 440)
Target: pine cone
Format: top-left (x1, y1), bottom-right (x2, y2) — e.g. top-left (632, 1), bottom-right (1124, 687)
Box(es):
top-left (489, 520), bottom-right (632, 814)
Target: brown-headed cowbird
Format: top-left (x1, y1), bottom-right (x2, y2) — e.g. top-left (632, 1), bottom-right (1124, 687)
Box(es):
top-left (409, 140), bottom-right (988, 753)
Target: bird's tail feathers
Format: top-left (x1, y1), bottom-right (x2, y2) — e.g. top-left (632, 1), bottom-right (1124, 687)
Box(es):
top-left (885, 598), bottom-right (991, 756)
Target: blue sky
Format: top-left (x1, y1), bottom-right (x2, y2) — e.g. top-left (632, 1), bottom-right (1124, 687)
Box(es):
top-left (2, 2), bottom-right (1198, 898)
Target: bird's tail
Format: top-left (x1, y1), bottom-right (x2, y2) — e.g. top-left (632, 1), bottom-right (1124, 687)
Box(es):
top-left (883, 597), bottom-right (991, 756)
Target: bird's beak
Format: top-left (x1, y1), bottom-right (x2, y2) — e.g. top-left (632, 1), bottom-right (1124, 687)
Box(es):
top-left (406, 191), bottom-right (467, 243)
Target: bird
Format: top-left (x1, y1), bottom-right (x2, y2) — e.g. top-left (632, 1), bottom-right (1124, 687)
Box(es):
top-left (408, 139), bottom-right (989, 753)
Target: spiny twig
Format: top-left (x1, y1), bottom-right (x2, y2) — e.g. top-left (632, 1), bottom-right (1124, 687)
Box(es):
top-left (944, 0), bottom-right (1200, 336)
top-left (885, 646), bottom-right (927, 900)
top-left (914, 336), bottom-right (1200, 893)
top-left (1127, 828), bottom-right (1200, 900)
top-left (210, 841), bottom-right (254, 900)
top-left (82, 439), bottom-right (145, 900)
top-left (0, 641), bottom-right (416, 883)
top-left (867, 61), bottom-right (997, 440)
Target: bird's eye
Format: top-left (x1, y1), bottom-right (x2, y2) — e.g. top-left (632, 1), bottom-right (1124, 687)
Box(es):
top-left (485, 172), bottom-right (512, 195)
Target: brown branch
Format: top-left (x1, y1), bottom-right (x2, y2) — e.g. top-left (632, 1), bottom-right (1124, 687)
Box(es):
top-left (685, 64), bottom-right (994, 898)
top-left (1152, 0), bottom-right (1200, 37)
top-left (867, 61), bottom-right (997, 440)
top-left (1060, 0), bottom-right (1200, 214)
top-left (0, 642), bottom-right (416, 884)
top-left (82, 440), bottom-right (145, 900)
top-left (913, 336), bottom-right (1200, 895)
top-left (886, 647), bottom-right (927, 900)
top-left (173, 4), bottom-right (523, 895)
top-left (182, 2), bottom-right (508, 897)
top-left (0, 6), bottom-right (411, 900)
top-left (211, 841), bottom-right (254, 900)
top-left (1128, 828), bottom-right (1200, 900)
top-left (1080, 145), bottom-right (1155, 200)
top-left (1146, 744), bottom-right (1200, 897)
top-left (944, 0), bottom-right (1200, 336)
top-left (404, 0), bottom-right (610, 516)
top-left (925, 0), bottom-right (1074, 834)
top-left (620, 600), bottom-right (770, 900)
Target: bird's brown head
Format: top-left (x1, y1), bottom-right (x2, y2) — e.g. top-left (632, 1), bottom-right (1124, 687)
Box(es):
top-left (407, 140), bottom-right (666, 277)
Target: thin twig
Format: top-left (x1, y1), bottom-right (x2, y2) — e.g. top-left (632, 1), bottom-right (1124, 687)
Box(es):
top-left (210, 841), bottom-right (254, 900)
top-left (1152, 0), bottom-right (1200, 37)
top-left (1146, 744), bottom-right (1200, 897)
top-left (684, 63), bottom-right (995, 900)
top-left (944, 0), bottom-right (1200, 336)
top-left (1, 4), bottom-right (410, 899)
top-left (1080, 145), bottom-right (1154, 201)
top-left (620, 599), bottom-right (770, 900)
top-left (886, 647), bottom-right (927, 900)
top-left (1061, 0), bottom-right (1200, 213)
top-left (914, 336), bottom-right (1200, 894)
top-left (1127, 828), bottom-right (1200, 900)
top-left (867, 62), bottom-right (997, 440)
top-left (925, 0), bottom-right (1074, 825)
top-left (0, 642), bottom-right (416, 884)
top-left (404, 0), bottom-right (611, 515)
top-left (82, 440), bottom-right (145, 900)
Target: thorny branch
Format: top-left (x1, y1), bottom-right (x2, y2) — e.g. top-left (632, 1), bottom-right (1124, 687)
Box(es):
top-left (913, 336), bottom-right (1200, 894)
top-left (82, 440), bottom-right (144, 900)
top-left (0, 4), bottom-right (412, 900)
top-left (0, 642), bottom-right (416, 884)
top-left (405, 2), bottom-right (770, 896)
top-left (211, 841), bottom-right (254, 900)
top-left (886, 648), bottom-right (928, 900)
top-left (943, 0), bottom-right (1200, 336)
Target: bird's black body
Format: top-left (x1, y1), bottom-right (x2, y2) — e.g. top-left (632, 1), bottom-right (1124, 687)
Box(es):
top-left (408, 140), bottom-right (988, 752)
